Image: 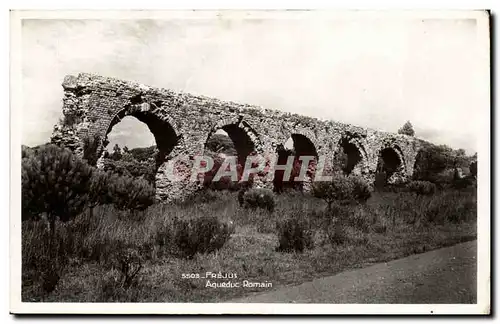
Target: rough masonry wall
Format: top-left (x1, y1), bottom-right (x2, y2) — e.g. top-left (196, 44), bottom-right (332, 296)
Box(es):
top-left (51, 73), bottom-right (422, 202)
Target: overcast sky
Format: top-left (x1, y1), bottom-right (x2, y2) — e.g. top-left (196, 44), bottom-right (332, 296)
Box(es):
top-left (21, 14), bottom-right (485, 154)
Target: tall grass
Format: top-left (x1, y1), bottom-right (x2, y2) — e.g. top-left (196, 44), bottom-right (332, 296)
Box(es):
top-left (22, 187), bottom-right (476, 302)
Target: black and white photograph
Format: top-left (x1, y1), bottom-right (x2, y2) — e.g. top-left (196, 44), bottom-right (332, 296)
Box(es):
top-left (9, 9), bottom-right (490, 314)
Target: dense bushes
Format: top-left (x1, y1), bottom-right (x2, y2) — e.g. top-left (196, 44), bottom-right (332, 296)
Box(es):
top-left (154, 216), bottom-right (233, 259)
top-left (312, 175), bottom-right (354, 207)
top-left (21, 138), bottom-right (478, 302)
top-left (407, 180), bottom-right (436, 196)
top-left (413, 144), bottom-right (453, 181)
top-left (451, 171), bottom-right (476, 190)
top-left (22, 144), bottom-right (156, 221)
top-left (22, 144), bottom-right (93, 228)
top-left (21, 144), bottom-right (156, 295)
top-left (350, 176), bottom-right (372, 203)
top-left (107, 174), bottom-right (155, 212)
top-left (412, 143), bottom-right (474, 184)
top-left (240, 188), bottom-right (275, 212)
top-left (21, 185), bottom-right (477, 302)
top-left (276, 217), bottom-right (314, 253)
top-left (102, 158), bottom-right (156, 185)
top-left (128, 145), bottom-right (158, 163)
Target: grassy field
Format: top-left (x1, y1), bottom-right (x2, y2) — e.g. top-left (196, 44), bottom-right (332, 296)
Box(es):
top-left (22, 187), bottom-right (477, 302)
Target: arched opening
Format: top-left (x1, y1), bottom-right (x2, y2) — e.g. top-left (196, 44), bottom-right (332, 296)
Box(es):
top-left (333, 137), bottom-right (363, 175)
top-left (218, 124), bottom-right (256, 164)
top-left (274, 134), bottom-right (318, 193)
top-left (102, 111), bottom-right (179, 186)
top-left (203, 123), bottom-right (257, 191)
top-left (376, 147), bottom-right (403, 186)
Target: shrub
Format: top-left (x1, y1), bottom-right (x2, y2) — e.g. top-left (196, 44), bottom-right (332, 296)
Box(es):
top-left (88, 170), bottom-right (113, 213)
top-left (111, 144), bottom-right (122, 161)
top-left (129, 145), bottom-right (158, 162)
top-left (407, 180), bottom-right (436, 196)
top-left (312, 174), bottom-right (371, 209)
top-left (350, 176), bottom-right (372, 203)
top-left (169, 216), bottom-right (233, 259)
top-left (241, 188), bottom-right (275, 212)
top-left (312, 174), bottom-right (354, 209)
top-left (332, 146), bottom-right (350, 174)
top-left (276, 217), bottom-right (314, 253)
top-left (108, 174), bottom-right (155, 212)
top-left (413, 144), bottom-right (457, 182)
top-left (102, 158), bottom-right (156, 185)
top-left (22, 144), bottom-right (93, 241)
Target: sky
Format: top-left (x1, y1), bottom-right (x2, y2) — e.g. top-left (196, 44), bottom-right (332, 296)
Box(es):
top-left (20, 14), bottom-right (486, 154)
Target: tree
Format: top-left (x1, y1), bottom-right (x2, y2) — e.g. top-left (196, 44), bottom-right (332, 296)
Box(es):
top-left (413, 143), bottom-right (456, 182)
top-left (312, 174), bottom-right (356, 211)
top-left (111, 144), bottom-right (122, 161)
top-left (398, 121), bottom-right (415, 136)
top-left (22, 144), bottom-right (93, 245)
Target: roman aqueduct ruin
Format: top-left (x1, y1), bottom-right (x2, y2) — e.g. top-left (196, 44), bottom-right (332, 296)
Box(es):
top-left (51, 73), bottom-right (423, 202)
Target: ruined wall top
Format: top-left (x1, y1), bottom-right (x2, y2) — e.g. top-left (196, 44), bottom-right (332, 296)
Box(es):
top-left (58, 72), bottom-right (421, 142)
top-left (52, 73), bottom-right (425, 191)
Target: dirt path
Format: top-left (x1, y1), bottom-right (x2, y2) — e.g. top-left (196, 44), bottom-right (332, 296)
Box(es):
top-left (229, 241), bottom-right (477, 304)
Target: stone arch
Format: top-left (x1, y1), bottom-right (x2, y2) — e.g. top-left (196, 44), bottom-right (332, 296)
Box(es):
top-left (287, 133), bottom-right (319, 158)
top-left (412, 148), bottom-right (427, 180)
top-left (376, 143), bottom-right (406, 184)
top-left (274, 132), bottom-right (319, 193)
top-left (99, 103), bottom-right (181, 188)
top-left (283, 126), bottom-right (319, 150)
top-left (204, 117), bottom-right (262, 164)
top-left (334, 134), bottom-right (368, 175)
